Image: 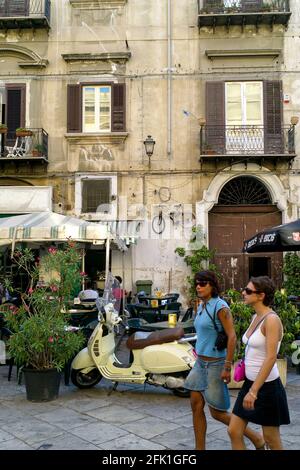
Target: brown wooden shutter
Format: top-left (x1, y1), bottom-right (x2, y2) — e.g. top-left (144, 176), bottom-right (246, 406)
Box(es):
top-left (67, 84), bottom-right (82, 133)
top-left (242, 0), bottom-right (263, 12)
top-left (6, 0), bottom-right (29, 16)
top-left (111, 83), bottom-right (126, 132)
top-left (5, 83), bottom-right (26, 144)
top-left (205, 82), bottom-right (225, 154)
top-left (263, 81), bottom-right (283, 154)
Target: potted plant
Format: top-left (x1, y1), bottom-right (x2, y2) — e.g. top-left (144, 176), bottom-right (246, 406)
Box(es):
top-left (0, 124), bottom-right (8, 134)
top-left (15, 127), bottom-right (33, 137)
top-left (3, 241), bottom-right (85, 402)
top-left (32, 144), bottom-right (45, 157)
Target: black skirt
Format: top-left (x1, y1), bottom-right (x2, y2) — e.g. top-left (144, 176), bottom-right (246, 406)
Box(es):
top-left (232, 377), bottom-right (290, 426)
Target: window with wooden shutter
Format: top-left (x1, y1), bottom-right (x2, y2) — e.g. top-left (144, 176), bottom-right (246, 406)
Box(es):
top-left (67, 84), bottom-right (82, 133)
top-left (67, 83), bottom-right (126, 133)
top-left (205, 82), bottom-right (225, 153)
top-left (5, 84), bottom-right (26, 144)
top-left (82, 179), bottom-right (111, 213)
top-left (263, 81), bottom-right (283, 154)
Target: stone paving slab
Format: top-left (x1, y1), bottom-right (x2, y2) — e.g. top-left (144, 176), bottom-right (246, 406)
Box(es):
top-left (119, 416), bottom-right (181, 439)
top-left (0, 438), bottom-right (33, 450)
top-left (0, 365), bottom-right (299, 450)
top-left (4, 416), bottom-right (64, 446)
top-left (100, 434), bottom-right (166, 451)
top-left (69, 421), bottom-right (129, 446)
top-left (32, 433), bottom-right (101, 450)
top-left (85, 405), bottom-right (147, 424)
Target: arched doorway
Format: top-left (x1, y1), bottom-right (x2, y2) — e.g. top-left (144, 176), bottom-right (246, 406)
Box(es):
top-left (208, 176), bottom-right (283, 291)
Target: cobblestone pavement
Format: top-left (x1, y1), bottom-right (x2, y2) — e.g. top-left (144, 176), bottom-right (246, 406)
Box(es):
top-left (0, 363), bottom-right (299, 451)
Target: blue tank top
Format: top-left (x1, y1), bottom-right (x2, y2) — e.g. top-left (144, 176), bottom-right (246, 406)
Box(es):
top-left (194, 296), bottom-right (229, 358)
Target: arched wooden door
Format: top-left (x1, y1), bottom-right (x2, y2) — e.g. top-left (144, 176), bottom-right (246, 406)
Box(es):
top-left (208, 177), bottom-right (283, 291)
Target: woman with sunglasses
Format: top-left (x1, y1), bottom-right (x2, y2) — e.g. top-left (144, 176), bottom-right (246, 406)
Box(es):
top-left (184, 270), bottom-right (264, 450)
top-left (228, 276), bottom-right (290, 450)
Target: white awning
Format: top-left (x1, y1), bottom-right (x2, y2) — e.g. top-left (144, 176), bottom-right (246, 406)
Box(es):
top-left (0, 212), bottom-right (109, 247)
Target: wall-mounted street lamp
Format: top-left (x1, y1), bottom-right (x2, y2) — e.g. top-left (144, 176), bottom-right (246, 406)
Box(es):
top-left (143, 135), bottom-right (156, 158)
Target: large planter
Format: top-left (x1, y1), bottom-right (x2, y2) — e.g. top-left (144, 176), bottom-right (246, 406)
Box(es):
top-left (23, 368), bottom-right (61, 402)
top-left (0, 128), bottom-right (7, 134)
top-left (228, 358), bottom-right (287, 389)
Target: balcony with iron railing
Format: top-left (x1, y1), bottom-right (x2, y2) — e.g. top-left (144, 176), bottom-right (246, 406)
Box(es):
top-left (0, 128), bottom-right (48, 163)
top-left (199, 124), bottom-right (296, 167)
top-left (198, 0), bottom-right (291, 31)
top-left (0, 0), bottom-right (51, 30)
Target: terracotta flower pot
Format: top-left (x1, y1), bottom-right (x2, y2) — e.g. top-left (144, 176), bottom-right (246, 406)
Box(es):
top-left (16, 130), bottom-right (33, 137)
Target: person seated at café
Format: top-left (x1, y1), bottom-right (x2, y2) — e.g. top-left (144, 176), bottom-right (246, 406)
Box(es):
top-left (78, 280), bottom-right (99, 301)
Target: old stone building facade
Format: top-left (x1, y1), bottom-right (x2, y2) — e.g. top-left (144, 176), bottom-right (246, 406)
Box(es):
top-left (0, 0), bottom-right (299, 299)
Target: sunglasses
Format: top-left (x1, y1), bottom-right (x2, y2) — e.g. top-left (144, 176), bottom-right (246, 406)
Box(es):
top-left (242, 287), bottom-right (262, 295)
top-left (195, 280), bottom-right (209, 287)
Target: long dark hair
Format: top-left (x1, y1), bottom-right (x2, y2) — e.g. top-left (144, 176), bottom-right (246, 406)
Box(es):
top-left (194, 270), bottom-right (221, 298)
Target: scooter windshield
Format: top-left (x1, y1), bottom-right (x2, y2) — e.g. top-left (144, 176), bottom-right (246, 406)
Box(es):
top-left (95, 272), bottom-right (121, 313)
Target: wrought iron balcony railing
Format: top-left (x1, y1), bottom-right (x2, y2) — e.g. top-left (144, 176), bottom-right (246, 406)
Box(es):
top-left (198, 0), bottom-right (291, 29)
top-left (0, 0), bottom-right (51, 29)
top-left (0, 128), bottom-right (48, 161)
top-left (199, 124), bottom-right (296, 157)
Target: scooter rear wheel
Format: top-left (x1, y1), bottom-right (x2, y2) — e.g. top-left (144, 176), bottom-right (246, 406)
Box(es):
top-left (71, 368), bottom-right (102, 389)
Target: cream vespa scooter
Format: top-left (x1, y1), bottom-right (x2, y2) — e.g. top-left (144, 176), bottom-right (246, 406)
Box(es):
top-left (71, 285), bottom-right (196, 397)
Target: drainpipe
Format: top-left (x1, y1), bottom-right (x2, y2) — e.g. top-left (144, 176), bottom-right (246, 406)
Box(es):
top-left (167, 0), bottom-right (172, 158)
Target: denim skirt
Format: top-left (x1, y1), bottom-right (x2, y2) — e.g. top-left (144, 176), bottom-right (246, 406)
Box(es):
top-left (184, 357), bottom-right (230, 411)
top-left (232, 377), bottom-right (290, 426)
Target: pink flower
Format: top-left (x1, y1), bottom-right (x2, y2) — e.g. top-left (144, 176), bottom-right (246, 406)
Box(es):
top-left (9, 305), bottom-right (15, 311)
top-left (48, 337), bottom-right (54, 343)
top-left (50, 285), bottom-right (58, 292)
top-left (28, 287), bottom-right (34, 295)
top-left (48, 247), bottom-right (57, 255)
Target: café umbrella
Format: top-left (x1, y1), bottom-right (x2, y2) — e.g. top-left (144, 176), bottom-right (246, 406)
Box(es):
top-left (243, 219), bottom-right (300, 253)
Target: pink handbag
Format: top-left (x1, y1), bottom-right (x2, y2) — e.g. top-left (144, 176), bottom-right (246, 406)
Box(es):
top-left (233, 358), bottom-right (245, 382)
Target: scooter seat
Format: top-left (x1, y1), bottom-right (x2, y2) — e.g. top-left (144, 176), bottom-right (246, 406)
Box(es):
top-left (126, 327), bottom-right (185, 350)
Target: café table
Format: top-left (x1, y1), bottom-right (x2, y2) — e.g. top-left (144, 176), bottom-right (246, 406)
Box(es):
top-left (137, 294), bottom-right (179, 308)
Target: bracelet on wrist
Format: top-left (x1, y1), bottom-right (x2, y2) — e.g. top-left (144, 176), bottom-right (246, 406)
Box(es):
top-left (249, 390), bottom-right (257, 399)
top-left (225, 360), bottom-right (233, 365)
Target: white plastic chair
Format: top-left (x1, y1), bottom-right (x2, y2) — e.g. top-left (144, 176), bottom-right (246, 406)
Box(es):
top-left (5, 136), bottom-right (31, 158)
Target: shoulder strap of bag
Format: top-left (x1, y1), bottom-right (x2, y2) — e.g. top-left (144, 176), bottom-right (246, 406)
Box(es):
top-left (204, 300), bottom-right (222, 333)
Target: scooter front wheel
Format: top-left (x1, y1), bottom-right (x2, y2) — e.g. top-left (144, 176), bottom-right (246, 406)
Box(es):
top-left (71, 368), bottom-right (102, 389)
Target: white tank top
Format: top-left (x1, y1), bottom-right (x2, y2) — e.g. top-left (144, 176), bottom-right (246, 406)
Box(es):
top-left (242, 314), bottom-right (282, 382)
